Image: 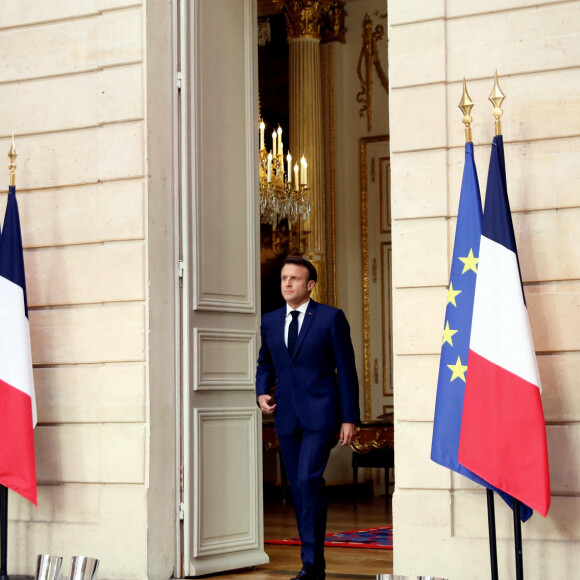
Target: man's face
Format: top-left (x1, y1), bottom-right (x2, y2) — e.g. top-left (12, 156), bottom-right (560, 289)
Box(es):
top-left (280, 264), bottom-right (315, 308)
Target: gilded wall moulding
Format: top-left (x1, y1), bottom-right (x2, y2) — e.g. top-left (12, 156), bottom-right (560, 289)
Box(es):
top-left (357, 12), bottom-right (388, 132)
top-left (274, 0), bottom-right (344, 41)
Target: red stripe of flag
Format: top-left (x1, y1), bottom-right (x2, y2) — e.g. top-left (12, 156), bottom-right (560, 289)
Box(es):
top-left (458, 351), bottom-right (550, 516)
top-left (0, 379), bottom-right (37, 505)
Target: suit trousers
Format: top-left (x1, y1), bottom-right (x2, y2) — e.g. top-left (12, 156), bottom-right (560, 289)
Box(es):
top-left (277, 423), bottom-right (337, 569)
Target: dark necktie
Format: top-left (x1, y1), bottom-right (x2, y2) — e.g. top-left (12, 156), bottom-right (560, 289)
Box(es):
top-left (287, 310), bottom-right (300, 357)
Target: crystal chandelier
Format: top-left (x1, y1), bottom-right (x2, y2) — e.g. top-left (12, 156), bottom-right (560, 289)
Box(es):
top-left (258, 120), bottom-right (310, 229)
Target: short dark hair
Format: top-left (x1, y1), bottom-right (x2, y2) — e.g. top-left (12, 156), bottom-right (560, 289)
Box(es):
top-left (282, 255), bottom-right (318, 284)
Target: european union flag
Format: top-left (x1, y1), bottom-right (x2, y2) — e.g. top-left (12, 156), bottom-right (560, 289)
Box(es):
top-left (431, 141), bottom-right (483, 477)
top-left (431, 141), bottom-right (532, 521)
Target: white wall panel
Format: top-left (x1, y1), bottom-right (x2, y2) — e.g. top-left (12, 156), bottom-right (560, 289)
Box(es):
top-left (193, 409), bottom-right (260, 557)
top-left (190, 0), bottom-right (256, 312)
top-left (194, 329), bottom-right (256, 390)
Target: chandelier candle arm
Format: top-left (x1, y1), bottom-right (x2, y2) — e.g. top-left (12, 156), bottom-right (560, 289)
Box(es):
top-left (260, 122), bottom-right (265, 150)
top-left (277, 126), bottom-right (283, 156)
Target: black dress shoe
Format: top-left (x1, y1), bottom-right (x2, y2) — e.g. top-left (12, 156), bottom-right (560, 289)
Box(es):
top-left (291, 565), bottom-right (326, 580)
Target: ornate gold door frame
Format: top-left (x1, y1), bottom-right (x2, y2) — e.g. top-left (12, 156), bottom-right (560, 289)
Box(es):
top-left (360, 135), bottom-right (392, 420)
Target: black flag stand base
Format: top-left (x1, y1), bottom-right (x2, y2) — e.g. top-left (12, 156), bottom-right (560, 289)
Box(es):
top-left (487, 490), bottom-right (525, 580)
top-left (486, 489), bottom-right (499, 580)
top-left (0, 485), bottom-right (34, 580)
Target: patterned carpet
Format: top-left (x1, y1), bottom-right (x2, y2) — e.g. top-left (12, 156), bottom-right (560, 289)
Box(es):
top-left (265, 526), bottom-right (393, 550)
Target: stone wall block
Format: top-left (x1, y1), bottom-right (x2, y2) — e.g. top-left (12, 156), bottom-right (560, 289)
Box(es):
top-left (539, 353), bottom-right (580, 422)
top-left (526, 284), bottom-right (580, 353)
top-left (34, 363), bottom-right (146, 424)
top-left (392, 286), bottom-right (446, 355)
top-left (0, 65), bottom-right (143, 136)
top-left (448, 137), bottom-right (580, 213)
top-left (30, 303), bottom-right (145, 365)
top-left (0, 0), bottom-right (142, 29)
top-left (390, 150), bottom-right (448, 220)
top-left (10, 123), bottom-right (144, 191)
top-left (389, 20), bottom-right (445, 88)
top-left (392, 217), bottom-right (448, 288)
top-left (394, 354), bottom-right (439, 421)
top-left (24, 241), bottom-right (145, 306)
top-left (12, 181), bottom-right (145, 249)
top-left (35, 424), bottom-right (145, 483)
top-left (396, 421), bottom-right (450, 489)
top-left (388, 0), bottom-right (444, 26)
top-left (0, 8), bottom-right (142, 83)
top-left (447, 0), bottom-right (564, 18)
top-left (389, 84), bottom-right (447, 152)
top-left (447, 4), bottom-right (580, 81)
top-left (8, 485), bottom-right (147, 578)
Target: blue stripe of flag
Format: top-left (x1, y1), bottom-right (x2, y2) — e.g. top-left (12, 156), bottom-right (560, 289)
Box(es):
top-left (0, 186), bottom-right (29, 317)
top-left (482, 136), bottom-right (517, 252)
top-left (482, 135), bottom-right (526, 303)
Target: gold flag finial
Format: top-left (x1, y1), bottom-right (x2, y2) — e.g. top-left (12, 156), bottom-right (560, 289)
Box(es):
top-left (489, 70), bottom-right (506, 136)
top-left (458, 78), bottom-right (474, 143)
top-left (8, 132), bottom-right (17, 187)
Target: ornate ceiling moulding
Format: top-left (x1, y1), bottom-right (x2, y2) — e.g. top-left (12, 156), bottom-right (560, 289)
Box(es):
top-left (273, 0), bottom-right (346, 42)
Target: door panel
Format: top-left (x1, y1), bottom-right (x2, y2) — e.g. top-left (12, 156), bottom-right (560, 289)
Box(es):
top-left (178, 0), bottom-right (268, 576)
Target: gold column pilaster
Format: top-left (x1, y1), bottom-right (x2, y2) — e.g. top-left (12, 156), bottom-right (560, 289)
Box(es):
top-left (290, 36), bottom-right (327, 301)
top-left (276, 0), bottom-right (342, 303)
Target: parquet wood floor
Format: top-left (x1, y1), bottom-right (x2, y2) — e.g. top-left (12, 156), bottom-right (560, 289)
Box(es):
top-left (198, 494), bottom-right (393, 579)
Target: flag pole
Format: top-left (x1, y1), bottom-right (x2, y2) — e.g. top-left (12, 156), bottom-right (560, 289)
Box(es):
top-left (1, 134), bottom-right (18, 580)
top-left (513, 499), bottom-right (524, 580)
top-left (0, 485), bottom-right (7, 580)
top-left (489, 71), bottom-right (525, 579)
top-left (486, 490), bottom-right (499, 580)
top-left (459, 80), bottom-right (499, 580)
top-left (489, 71), bottom-right (526, 580)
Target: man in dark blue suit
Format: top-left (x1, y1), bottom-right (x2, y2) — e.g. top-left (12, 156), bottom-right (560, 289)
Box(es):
top-left (256, 256), bottom-right (360, 580)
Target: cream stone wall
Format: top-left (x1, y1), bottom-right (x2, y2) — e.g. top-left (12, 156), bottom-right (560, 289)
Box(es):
top-left (0, 1), bottom-right (174, 578)
top-left (388, 1), bottom-right (580, 578)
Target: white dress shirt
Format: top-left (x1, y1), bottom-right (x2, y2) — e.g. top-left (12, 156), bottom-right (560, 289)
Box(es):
top-left (284, 299), bottom-right (310, 346)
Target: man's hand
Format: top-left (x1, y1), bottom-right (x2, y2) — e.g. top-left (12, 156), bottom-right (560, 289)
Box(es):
top-left (339, 422), bottom-right (357, 446)
top-left (258, 394), bottom-right (277, 414)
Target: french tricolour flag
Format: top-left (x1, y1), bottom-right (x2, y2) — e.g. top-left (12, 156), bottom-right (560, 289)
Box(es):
top-left (458, 135), bottom-right (550, 517)
top-left (0, 185), bottom-right (37, 506)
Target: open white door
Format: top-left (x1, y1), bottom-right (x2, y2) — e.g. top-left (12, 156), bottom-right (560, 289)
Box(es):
top-left (176, 0), bottom-right (268, 576)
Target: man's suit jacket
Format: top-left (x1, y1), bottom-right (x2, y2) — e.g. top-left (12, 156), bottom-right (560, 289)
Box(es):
top-left (256, 299), bottom-right (360, 436)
